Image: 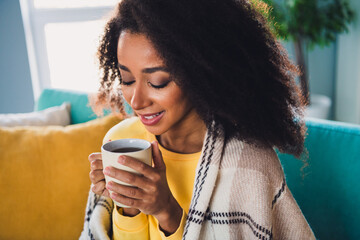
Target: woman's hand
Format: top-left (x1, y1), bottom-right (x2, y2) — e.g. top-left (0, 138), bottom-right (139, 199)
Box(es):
top-left (104, 141), bottom-right (183, 235)
top-left (88, 152), bottom-right (110, 197)
top-left (88, 152), bottom-right (140, 216)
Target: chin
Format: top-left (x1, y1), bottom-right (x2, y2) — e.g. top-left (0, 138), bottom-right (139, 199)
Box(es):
top-left (143, 124), bottom-right (166, 136)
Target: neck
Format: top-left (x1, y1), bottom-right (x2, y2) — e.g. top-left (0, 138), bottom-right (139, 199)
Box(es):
top-left (157, 111), bottom-right (207, 154)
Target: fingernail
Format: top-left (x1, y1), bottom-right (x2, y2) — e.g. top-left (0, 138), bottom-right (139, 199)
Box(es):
top-left (118, 156), bottom-right (125, 164)
top-left (103, 167), bottom-right (110, 175)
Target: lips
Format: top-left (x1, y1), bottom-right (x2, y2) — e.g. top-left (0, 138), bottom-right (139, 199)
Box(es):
top-left (139, 111), bottom-right (165, 126)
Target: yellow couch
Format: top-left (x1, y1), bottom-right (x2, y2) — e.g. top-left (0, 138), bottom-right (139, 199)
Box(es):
top-left (0, 89), bottom-right (121, 239)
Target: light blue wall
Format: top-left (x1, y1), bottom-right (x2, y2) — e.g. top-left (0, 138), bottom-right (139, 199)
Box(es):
top-left (309, 44), bottom-right (337, 100)
top-left (283, 41), bottom-right (337, 119)
top-left (335, 0), bottom-right (360, 124)
top-left (0, 0), bottom-right (34, 114)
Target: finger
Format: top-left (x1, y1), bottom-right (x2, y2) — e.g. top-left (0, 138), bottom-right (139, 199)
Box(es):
top-left (106, 181), bottom-right (145, 200)
top-left (102, 188), bottom-right (110, 198)
top-left (91, 180), bottom-right (106, 195)
top-left (151, 141), bottom-right (165, 169)
top-left (88, 152), bottom-right (102, 162)
top-left (90, 159), bottom-right (103, 171)
top-left (110, 192), bottom-right (142, 209)
top-left (89, 169), bottom-right (105, 184)
top-left (117, 155), bottom-right (154, 176)
top-left (104, 166), bottom-right (152, 189)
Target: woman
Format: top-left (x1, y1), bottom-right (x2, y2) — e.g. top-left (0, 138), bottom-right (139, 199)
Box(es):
top-left (81, 0), bottom-right (315, 239)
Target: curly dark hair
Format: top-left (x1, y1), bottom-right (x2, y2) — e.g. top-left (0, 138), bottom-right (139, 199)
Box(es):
top-left (94, 0), bottom-right (307, 158)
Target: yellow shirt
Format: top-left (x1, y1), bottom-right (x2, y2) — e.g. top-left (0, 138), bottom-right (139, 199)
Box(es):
top-left (103, 117), bottom-right (201, 240)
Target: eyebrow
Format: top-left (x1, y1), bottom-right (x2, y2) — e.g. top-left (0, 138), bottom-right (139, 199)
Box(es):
top-left (118, 63), bottom-right (169, 74)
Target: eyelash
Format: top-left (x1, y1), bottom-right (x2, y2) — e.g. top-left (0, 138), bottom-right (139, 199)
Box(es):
top-left (121, 81), bottom-right (134, 86)
top-left (121, 81), bottom-right (170, 89)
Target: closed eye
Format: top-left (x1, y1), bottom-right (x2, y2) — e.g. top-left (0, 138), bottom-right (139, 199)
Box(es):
top-left (149, 81), bottom-right (170, 89)
top-left (121, 80), bottom-right (170, 89)
top-left (121, 81), bottom-right (135, 86)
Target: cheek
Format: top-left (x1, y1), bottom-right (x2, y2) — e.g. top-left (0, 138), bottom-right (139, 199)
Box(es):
top-left (121, 88), bottom-right (132, 104)
top-left (121, 84), bottom-right (190, 112)
top-left (163, 89), bottom-right (190, 112)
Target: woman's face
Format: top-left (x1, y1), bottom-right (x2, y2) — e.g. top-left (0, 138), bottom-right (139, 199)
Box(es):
top-left (117, 31), bottom-right (194, 136)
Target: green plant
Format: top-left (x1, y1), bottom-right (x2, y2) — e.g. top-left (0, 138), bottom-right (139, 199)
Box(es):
top-left (262, 0), bottom-right (355, 104)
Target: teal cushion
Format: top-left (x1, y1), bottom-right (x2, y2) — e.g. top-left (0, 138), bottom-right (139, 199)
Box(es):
top-left (35, 88), bottom-right (133, 124)
top-left (35, 89), bottom-right (98, 124)
top-left (278, 118), bottom-right (360, 239)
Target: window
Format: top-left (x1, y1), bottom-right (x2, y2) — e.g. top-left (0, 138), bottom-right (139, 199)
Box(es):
top-left (20, 0), bottom-right (118, 99)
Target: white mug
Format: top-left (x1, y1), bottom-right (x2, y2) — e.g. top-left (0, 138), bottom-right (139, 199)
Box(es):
top-left (101, 138), bottom-right (152, 208)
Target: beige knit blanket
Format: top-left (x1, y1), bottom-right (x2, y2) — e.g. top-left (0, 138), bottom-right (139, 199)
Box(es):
top-left (80, 123), bottom-right (315, 240)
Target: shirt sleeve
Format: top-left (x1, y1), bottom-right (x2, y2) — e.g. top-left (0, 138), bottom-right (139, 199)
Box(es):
top-left (112, 207), bottom-right (149, 240)
top-left (158, 209), bottom-right (187, 240)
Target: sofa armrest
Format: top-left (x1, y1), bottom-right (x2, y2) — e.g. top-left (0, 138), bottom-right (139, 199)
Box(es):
top-left (278, 117), bottom-right (360, 239)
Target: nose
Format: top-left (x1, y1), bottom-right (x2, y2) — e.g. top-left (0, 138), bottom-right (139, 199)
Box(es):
top-left (130, 82), bottom-right (150, 111)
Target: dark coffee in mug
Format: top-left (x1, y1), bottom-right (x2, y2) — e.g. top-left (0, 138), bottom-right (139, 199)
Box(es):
top-left (111, 147), bottom-right (143, 153)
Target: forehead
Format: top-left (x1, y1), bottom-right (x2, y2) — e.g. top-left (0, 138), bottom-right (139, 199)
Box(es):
top-left (117, 31), bottom-right (164, 66)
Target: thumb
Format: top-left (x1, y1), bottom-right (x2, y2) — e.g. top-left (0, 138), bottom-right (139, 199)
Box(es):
top-left (151, 141), bottom-right (165, 169)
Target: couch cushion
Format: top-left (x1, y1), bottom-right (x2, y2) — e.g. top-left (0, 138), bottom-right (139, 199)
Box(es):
top-left (35, 88), bottom-right (97, 124)
top-left (0, 115), bottom-right (121, 240)
top-left (0, 102), bottom-right (71, 127)
top-left (278, 118), bottom-right (360, 239)
top-left (35, 88), bottom-right (133, 124)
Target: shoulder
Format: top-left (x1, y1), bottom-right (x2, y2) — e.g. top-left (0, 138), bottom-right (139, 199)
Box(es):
top-left (245, 142), bottom-right (285, 182)
top-left (222, 139), bottom-right (285, 183)
top-left (102, 117), bottom-right (147, 144)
